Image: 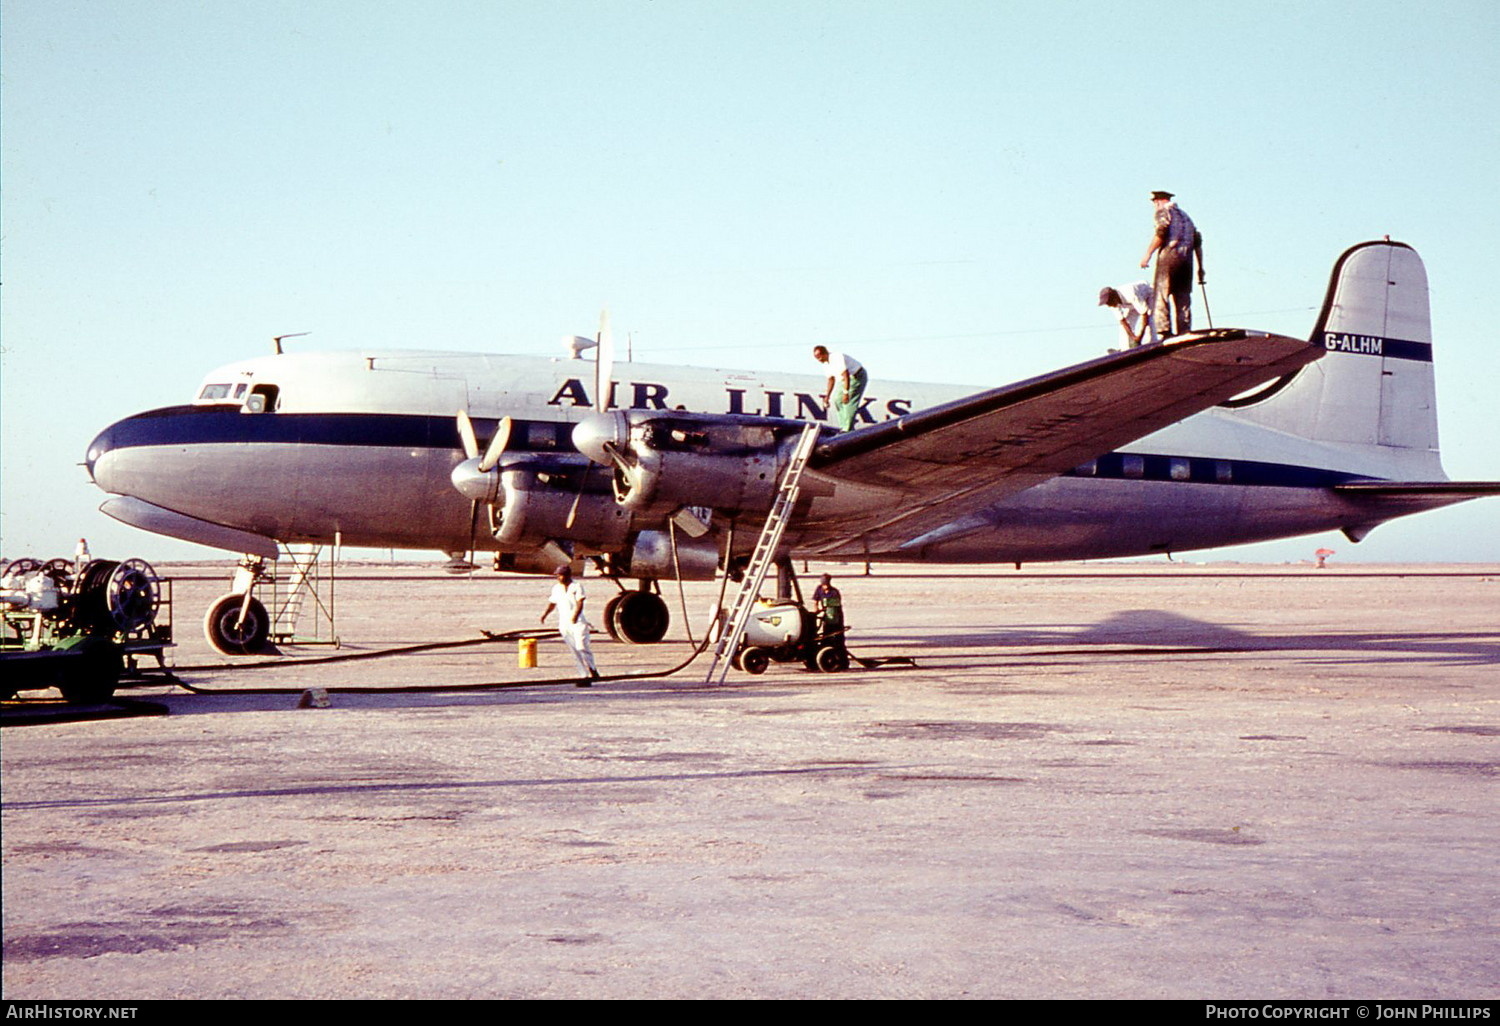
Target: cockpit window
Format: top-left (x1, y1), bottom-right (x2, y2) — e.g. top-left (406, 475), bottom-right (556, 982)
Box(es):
top-left (243, 383), bottom-right (280, 414)
top-left (198, 383), bottom-right (234, 400)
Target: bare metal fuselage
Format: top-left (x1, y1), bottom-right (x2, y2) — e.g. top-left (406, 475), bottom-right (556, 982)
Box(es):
top-left (85, 349), bottom-right (1433, 563)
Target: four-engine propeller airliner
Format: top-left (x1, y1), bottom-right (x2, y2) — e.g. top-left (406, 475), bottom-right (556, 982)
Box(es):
top-left (84, 240), bottom-right (1499, 653)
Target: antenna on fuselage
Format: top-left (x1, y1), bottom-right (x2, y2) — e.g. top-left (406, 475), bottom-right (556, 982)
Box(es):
top-left (564, 335), bottom-right (597, 359)
top-left (273, 332), bottom-right (310, 355)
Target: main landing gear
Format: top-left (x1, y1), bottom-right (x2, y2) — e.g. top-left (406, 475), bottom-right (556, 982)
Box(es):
top-left (601, 583), bottom-right (670, 645)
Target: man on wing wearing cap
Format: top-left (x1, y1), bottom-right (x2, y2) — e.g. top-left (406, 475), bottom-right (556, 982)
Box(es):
top-left (1140, 190), bottom-right (1201, 338)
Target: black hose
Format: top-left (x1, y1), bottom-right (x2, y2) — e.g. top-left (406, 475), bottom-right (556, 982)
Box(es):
top-left (168, 615), bottom-right (724, 696)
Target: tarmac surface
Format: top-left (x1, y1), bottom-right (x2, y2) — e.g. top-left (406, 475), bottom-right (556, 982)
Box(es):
top-left (3, 561), bottom-right (1497, 999)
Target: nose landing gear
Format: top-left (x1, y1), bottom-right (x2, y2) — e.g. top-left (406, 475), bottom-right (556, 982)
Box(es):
top-left (204, 555), bottom-right (274, 655)
top-left (204, 592), bottom-right (271, 655)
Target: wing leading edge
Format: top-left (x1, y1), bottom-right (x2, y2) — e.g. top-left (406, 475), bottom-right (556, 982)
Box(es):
top-left (795, 329), bottom-right (1323, 554)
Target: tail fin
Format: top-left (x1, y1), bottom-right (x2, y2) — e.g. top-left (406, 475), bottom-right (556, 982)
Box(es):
top-left (1225, 240), bottom-right (1443, 476)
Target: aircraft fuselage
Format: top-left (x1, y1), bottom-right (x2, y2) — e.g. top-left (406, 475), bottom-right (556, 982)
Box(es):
top-left (85, 348), bottom-right (1438, 563)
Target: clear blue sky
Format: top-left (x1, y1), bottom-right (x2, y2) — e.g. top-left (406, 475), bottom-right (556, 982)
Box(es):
top-left (4, 0), bottom-right (1497, 563)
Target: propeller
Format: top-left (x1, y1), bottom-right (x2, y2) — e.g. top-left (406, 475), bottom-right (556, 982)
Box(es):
top-left (480, 416), bottom-right (512, 472)
top-left (567, 311), bottom-right (616, 529)
top-left (457, 409), bottom-right (479, 460)
top-left (456, 408), bottom-right (516, 474)
top-left (458, 409), bottom-right (512, 473)
top-left (465, 501), bottom-right (482, 572)
top-left (452, 410), bottom-right (513, 567)
top-left (595, 309), bottom-right (614, 415)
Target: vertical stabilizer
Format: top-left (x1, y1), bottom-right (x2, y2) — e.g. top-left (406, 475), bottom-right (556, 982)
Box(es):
top-left (1227, 241), bottom-right (1442, 473)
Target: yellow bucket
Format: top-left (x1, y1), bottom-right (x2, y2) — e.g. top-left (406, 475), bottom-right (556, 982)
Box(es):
top-left (518, 637), bottom-right (538, 669)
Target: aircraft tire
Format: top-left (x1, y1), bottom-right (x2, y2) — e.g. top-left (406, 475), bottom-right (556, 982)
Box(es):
top-left (610, 591), bottom-right (669, 644)
top-left (601, 593), bottom-right (625, 641)
top-left (204, 593), bottom-right (272, 656)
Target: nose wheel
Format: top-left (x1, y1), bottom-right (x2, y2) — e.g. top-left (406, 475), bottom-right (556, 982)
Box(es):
top-left (204, 593), bottom-right (271, 655)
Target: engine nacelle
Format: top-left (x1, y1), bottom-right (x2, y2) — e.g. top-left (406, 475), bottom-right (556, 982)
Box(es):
top-left (573, 410), bottom-right (812, 517)
top-left (494, 549), bottom-right (583, 576)
top-left (491, 459), bottom-right (632, 551)
top-left (616, 530), bottom-right (720, 581)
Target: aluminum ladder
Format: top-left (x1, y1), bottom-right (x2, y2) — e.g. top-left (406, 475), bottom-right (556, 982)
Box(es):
top-left (269, 543), bottom-right (340, 647)
top-left (705, 421), bottom-right (821, 684)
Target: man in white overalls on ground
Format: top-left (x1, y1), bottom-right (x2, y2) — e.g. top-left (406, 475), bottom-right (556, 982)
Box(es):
top-left (539, 565), bottom-right (600, 686)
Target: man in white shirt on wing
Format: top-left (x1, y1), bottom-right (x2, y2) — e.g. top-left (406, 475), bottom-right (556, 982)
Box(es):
top-left (813, 345), bottom-right (868, 432)
top-left (1098, 282), bottom-right (1157, 349)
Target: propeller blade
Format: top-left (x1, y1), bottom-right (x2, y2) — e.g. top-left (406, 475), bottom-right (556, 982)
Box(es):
top-left (456, 410), bottom-right (479, 459)
top-left (566, 479), bottom-right (586, 529)
top-left (466, 499), bottom-right (481, 572)
top-left (595, 309), bottom-right (614, 413)
top-left (477, 416), bottom-right (512, 473)
top-left (601, 439), bottom-right (634, 474)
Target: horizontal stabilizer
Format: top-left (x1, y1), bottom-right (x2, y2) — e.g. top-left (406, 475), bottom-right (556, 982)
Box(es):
top-left (1333, 480), bottom-right (1500, 516)
top-left (1335, 481), bottom-right (1500, 496)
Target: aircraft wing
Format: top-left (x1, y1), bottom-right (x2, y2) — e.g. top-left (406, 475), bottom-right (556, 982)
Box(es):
top-left (793, 329), bottom-right (1322, 555)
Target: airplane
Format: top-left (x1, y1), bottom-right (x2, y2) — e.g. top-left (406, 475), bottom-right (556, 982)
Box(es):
top-left (83, 239), bottom-right (1499, 655)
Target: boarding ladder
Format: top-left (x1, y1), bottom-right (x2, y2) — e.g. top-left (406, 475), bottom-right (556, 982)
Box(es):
top-left (705, 422), bottom-right (822, 684)
top-left (269, 543), bottom-right (340, 647)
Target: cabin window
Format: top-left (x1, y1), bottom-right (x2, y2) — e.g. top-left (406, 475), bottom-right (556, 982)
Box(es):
top-left (1073, 459), bottom-right (1097, 477)
top-left (198, 383), bottom-right (233, 400)
top-left (1170, 458), bottom-right (1192, 481)
top-left (1215, 461), bottom-right (1234, 484)
top-left (243, 384), bottom-right (280, 414)
top-left (233, 383), bottom-right (248, 399)
top-left (1122, 454), bottom-right (1145, 479)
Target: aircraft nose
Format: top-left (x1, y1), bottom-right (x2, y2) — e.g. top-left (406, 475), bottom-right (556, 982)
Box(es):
top-left (572, 411), bottom-right (629, 466)
top-left (449, 457), bottom-right (499, 503)
top-left (85, 424), bottom-right (119, 489)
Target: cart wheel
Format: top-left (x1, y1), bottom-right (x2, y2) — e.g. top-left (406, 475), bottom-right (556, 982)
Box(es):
top-left (204, 593), bottom-right (271, 655)
top-left (107, 559), bottom-right (160, 634)
top-left (40, 557), bottom-right (75, 582)
top-left (814, 646), bottom-right (847, 673)
top-left (57, 636), bottom-right (123, 704)
top-left (739, 647), bottom-right (770, 675)
top-left (2, 557), bottom-right (42, 581)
